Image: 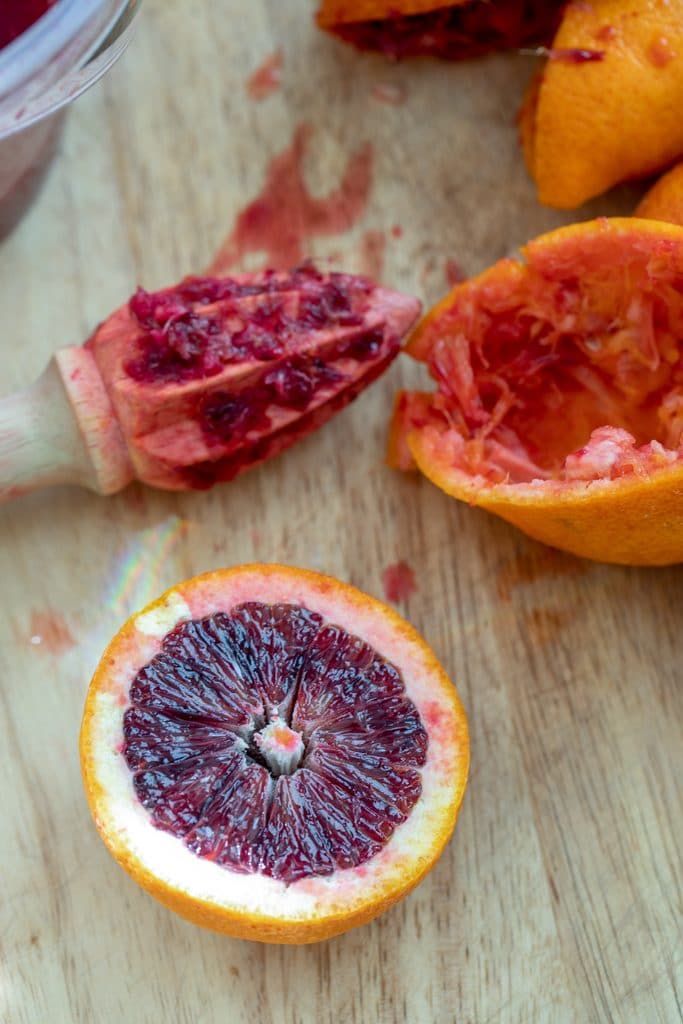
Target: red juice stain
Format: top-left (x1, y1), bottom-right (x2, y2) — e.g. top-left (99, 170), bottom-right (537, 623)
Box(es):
top-left (26, 610), bottom-right (75, 656)
top-left (246, 50), bottom-right (283, 101)
top-left (523, 607), bottom-right (570, 647)
top-left (445, 258), bottom-right (466, 287)
top-left (382, 560), bottom-right (417, 603)
top-left (0, 0), bottom-right (57, 49)
top-left (208, 124), bottom-right (374, 274)
top-left (371, 82), bottom-right (408, 106)
top-left (648, 36), bottom-right (676, 68)
top-left (391, 224), bottom-right (403, 239)
top-left (496, 547), bottom-right (585, 601)
top-left (359, 229), bottom-right (386, 280)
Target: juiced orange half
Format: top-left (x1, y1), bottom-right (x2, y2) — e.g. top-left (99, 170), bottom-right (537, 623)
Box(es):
top-left (389, 218), bottom-right (683, 565)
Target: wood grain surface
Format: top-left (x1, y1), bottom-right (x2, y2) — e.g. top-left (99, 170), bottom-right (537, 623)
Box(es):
top-left (1, 2), bottom-right (681, 1021)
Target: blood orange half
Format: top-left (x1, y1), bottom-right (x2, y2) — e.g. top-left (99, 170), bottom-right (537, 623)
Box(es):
top-left (80, 565), bottom-right (468, 943)
top-left (389, 218), bottom-right (683, 565)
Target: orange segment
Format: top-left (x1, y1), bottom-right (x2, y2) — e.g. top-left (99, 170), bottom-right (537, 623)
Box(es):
top-left (80, 565), bottom-right (469, 944)
top-left (394, 218), bottom-right (683, 565)
top-left (636, 162), bottom-right (683, 226)
top-left (521, 0), bottom-right (683, 209)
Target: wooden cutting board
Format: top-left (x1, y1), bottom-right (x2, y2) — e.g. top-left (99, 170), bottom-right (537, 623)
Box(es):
top-left (1, 2), bottom-right (680, 1021)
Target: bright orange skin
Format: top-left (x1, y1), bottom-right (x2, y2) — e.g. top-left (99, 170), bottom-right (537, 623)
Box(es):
top-left (317, 0), bottom-right (467, 28)
top-left (520, 0), bottom-right (683, 209)
top-left (410, 434), bottom-right (683, 565)
top-left (80, 565), bottom-right (469, 943)
top-left (398, 219), bottom-right (683, 566)
top-left (636, 162), bottom-right (683, 226)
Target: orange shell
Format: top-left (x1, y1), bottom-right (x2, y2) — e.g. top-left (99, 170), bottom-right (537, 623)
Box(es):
top-left (399, 218), bottom-right (683, 566)
top-left (80, 565), bottom-right (469, 943)
top-left (317, 0), bottom-right (467, 28)
top-left (520, 0), bottom-right (683, 209)
top-left (636, 161), bottom-right (683, 226)
top-left (410, 434), bottom-right (683, 565)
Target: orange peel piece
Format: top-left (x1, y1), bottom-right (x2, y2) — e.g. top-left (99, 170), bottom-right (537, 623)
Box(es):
top-left (636, 161), bottom-right (683, 227)
top-left (391, 218), bottom-right (683, 565)
top-left (520, 0), bottom-right (683, 209)
top-left (317, 0), bottom-right (457, 25)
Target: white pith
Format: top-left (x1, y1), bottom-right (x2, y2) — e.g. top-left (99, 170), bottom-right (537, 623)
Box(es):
top-left (84, 567), bottom-right (467, 923)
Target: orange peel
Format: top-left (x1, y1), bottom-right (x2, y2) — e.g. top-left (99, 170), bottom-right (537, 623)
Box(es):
top-left (636, 162), bottom-right (683, 227)
top-left (317, 0), bottom-right (457, 24)
top-left (520, 0), bottom-right (683, 209)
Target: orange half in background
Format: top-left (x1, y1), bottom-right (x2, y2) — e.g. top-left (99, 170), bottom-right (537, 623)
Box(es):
top-left (389, 218), bottom-right (683, 566)
top-left (317, 0), bottom-right (565, 60)
top-left (520, 0), bottom-right (683, 209)
top-left (636, 161), bottom-right (683, 226)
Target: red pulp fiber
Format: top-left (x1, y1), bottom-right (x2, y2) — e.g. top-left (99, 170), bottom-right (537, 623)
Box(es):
top-left (324, 0), bottom-right (566, 61)
top-left (123, 603), bottom-right (427, 884)
top-left (124, 265), bottom-right (368, 385)
top-left (407, 234), bottom-right (683, 485)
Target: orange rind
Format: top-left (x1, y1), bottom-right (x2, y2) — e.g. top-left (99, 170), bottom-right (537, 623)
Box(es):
top-left (521, 0), bottom-right (683, 209)
top-left (636, 162), bottom-right (683, 227)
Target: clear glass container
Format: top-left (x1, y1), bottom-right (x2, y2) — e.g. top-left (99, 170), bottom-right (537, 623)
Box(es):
top-left (0, 0), bottom-right (141, 239)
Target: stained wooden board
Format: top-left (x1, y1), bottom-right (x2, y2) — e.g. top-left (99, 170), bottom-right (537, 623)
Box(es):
top-left (1, 2), bottom-right (682, 1022)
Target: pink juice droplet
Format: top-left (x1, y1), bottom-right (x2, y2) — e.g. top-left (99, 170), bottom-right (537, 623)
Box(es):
top-left (383, 561), bottom-right (417, 603)
top-left (246, 50), bottom-right (283, 101)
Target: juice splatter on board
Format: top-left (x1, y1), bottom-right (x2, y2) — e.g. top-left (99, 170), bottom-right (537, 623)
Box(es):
top-left (26, 610), bottom-right (75, 656)
top-left (496, 547), bottom-right (585, 601)
top-left (246, 50), bottom-right (283, 100)
top-left (523, 606), bottom-right (570, 647)
top-left (371, 82), bottom-right (408, 106)
top-left (383, 560), bottom-right (417, 603)
top-left (445, 259), bottom-right (466, 287)
top-left (208, 124), bottom-right (374, 272)
top-left (360, 229), bottom-right (386, 279)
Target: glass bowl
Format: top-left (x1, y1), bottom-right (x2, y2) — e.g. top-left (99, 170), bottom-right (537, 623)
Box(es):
top-left (0, 0), bottom-right (142, 239)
